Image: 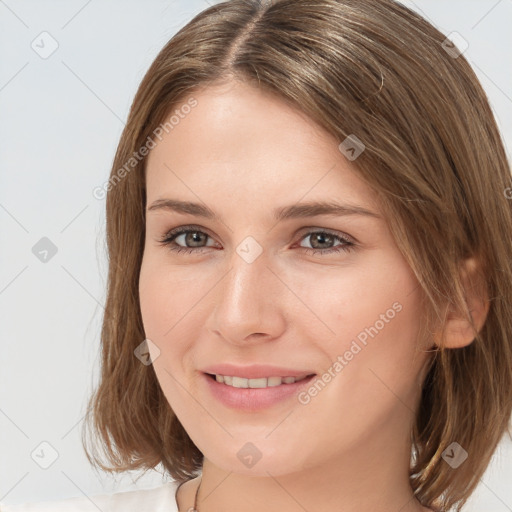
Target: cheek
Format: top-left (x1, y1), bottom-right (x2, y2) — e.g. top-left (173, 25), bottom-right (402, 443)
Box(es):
top-left (318, 257), bottom-right (424, 408)
top-left (139, 252), bottom-right (198, 336)
top-left (291, 260), bottom-right (424, 440)
top-left (298, 252), bottom-right (422, 371)
top-left (139, 261), bottom-right (169, 337)
top-left (138, 253), bottom-right (214, 370)
top-left (138, 257), bottom-right (187, 372)
top-left (138, 256), bottom-right (201, 411)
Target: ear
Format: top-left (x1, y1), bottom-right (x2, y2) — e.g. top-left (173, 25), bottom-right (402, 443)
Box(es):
top-left (434, 256), bottom-right (490, 349)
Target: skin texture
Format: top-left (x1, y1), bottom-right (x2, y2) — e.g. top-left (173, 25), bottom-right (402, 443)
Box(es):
top-left (139, 79), bottom-right (440, 512)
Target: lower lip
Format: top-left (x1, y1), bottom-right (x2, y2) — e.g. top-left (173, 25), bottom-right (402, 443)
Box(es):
top-left (202, 373), bottom-right (316, 411)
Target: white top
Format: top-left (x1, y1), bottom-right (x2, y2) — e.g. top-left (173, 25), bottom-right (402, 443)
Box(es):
top-left (0, 481), bottom-right (180, 511)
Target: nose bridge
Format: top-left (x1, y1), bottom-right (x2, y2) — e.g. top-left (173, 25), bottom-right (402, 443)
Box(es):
top-left (208, 245), bottom-right (284, 343)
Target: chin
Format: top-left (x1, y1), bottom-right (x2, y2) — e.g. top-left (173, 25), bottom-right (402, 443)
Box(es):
top-left (204, 442), bottom-right (313, 478)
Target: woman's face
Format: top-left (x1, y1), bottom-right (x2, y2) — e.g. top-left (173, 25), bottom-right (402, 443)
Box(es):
top-left (139, 79), bottom-right (432, 477)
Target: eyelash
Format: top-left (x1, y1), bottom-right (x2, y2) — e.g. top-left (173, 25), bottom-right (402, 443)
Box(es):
top-left (157, 224), bottom-right (356, 256)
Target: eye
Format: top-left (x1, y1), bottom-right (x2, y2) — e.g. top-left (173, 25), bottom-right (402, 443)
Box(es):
top-left (296, 229), bottom-right (355, 256)
top-left (157, 225), bottom-right (218, 254)
top-left (157, 225), bottom-right (356, 256)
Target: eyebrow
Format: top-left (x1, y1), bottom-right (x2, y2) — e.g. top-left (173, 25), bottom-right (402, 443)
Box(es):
top-left (147, 198), bottom-right (381, 221)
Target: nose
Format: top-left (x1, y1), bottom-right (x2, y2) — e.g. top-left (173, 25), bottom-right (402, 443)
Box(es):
top-left (205, 246), bottom-right (286, 345)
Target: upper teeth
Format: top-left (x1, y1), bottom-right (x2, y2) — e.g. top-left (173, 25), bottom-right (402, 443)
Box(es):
top-left (215, 374), bottom-right (309, 388)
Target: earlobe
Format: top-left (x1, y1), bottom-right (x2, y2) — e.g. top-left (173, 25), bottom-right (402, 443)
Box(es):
top-left (434, 256), bottom-right (490, 349)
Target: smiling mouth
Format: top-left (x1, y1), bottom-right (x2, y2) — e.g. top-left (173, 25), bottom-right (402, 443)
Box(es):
top-left (205, 373), bottom-right (316, 389)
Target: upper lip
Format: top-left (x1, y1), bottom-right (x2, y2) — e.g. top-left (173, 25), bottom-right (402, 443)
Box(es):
top-left (201, 364), bottom-right (316, 380)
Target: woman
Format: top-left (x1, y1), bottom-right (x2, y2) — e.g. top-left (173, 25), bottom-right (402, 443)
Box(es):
top-left (3, 0), bottom-right (511, 511)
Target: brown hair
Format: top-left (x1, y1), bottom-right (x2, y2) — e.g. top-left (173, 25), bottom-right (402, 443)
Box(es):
top-left (82, 1), bottom-right (512, 510)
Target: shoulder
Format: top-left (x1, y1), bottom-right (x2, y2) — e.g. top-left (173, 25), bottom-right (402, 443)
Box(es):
top-left (0, 480), bottom-right (180, 512)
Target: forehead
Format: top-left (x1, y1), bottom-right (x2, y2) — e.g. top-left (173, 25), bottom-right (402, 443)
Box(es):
top-left (145, 80), bottom-right (379, 214)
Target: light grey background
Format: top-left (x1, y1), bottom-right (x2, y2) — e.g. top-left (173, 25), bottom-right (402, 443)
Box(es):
top-left (1, 0), bottom-right (511, 509)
